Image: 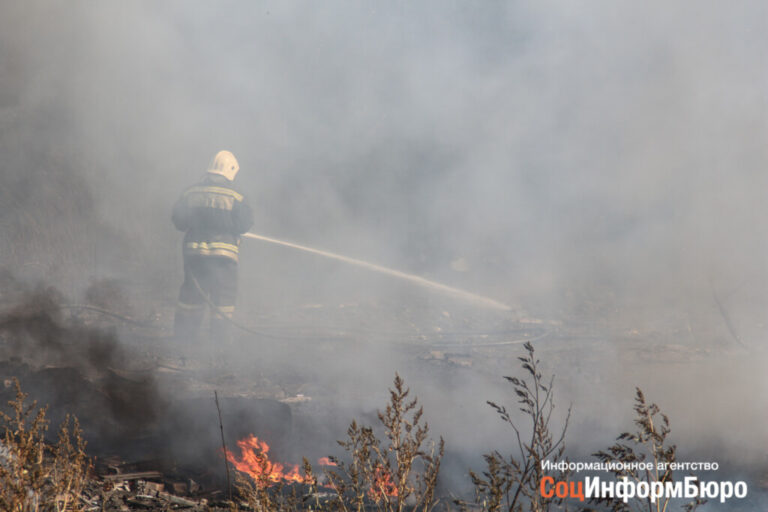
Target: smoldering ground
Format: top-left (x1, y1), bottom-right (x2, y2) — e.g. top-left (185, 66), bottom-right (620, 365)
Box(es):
top-left (1, 0), bottom-right (768, 505)
top-left (0, 273), bottom-right (164, 442)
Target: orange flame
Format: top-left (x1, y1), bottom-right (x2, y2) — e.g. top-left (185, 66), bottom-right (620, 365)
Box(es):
top-left (226, 434), bottom-right (398, 500)
top-left (225, 435), bottom-right (310, 486)
top-left (369, 464), bottom-right (398, 500)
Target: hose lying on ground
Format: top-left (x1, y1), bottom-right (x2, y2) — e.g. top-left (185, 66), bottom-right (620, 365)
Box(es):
top-left (58, 292), bottom-right (548, 345)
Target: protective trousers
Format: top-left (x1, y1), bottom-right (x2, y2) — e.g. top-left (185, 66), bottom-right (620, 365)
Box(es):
top-left (174, 255), bottom-right (237, 344)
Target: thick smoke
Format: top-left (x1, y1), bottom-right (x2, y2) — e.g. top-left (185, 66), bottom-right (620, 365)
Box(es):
top-left (1, 0), bottom-right (767, 500)
top-left (0, 272), bottom-right (163, 443)
top-left (2, 1), bottom-right (766, 313)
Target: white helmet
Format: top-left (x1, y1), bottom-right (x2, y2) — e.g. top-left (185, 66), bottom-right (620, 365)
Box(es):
top-left (207, 150), bottom-right (240, 181)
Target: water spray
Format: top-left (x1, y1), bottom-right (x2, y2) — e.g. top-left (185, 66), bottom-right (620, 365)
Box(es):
top-left (242, 232), bottom-right (511, 311)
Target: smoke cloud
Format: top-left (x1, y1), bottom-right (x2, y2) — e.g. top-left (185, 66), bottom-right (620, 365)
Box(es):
top-left (1, 0), bottom-right (766, 500)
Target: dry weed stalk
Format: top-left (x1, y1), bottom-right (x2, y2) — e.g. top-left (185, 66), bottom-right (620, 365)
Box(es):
top-left (235, 471), bottom-right (295, 512)
top-left (0, 379), bottom-right (91, 512)
top-left (325, 373), bottom-right (444, 512)
top-left (468, 342), bottom-right (571, 512)
top-left (592, 388), bottom-right (705, 512)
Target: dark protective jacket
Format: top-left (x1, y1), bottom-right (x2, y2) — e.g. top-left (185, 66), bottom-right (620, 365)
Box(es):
top-left (172, 174), bottom-right (254, 262)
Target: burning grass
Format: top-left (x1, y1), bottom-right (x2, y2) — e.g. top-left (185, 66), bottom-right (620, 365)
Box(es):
top-left (0, 344), bottom-right (718, 512)
top-left (228, 345), bottom-right (709, 512)
top-left (226, 434), bottom-right (313, 486)
top-left (232, 373), bottom-right (443, 512)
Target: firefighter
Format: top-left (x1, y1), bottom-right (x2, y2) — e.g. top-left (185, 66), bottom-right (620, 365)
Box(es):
top-left (172, 150), bottom-right (254, 344)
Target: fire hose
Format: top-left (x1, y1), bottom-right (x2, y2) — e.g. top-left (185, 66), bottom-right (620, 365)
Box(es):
top-left (58, 299), bottom-right (550, 346)
top-left (58, 304), bottom-right (156, 327)
top-left (58, 298), bottom-right (550, 346)
top-left (189, 273), bottom-right (307, 339)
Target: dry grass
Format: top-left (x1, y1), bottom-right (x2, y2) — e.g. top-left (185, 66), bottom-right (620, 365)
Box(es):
top-left (0, 379), bottom-right (91, 512)
top-left (323, 373), bottom-right (444, 512)
top-left (593, 388), bottom-right (706, 512)
top-left (234, 469), bottom-right (308, 512)
top-left (235, 374), bottom-right (444, 512)
top-left (465, 341), bottom-right (571, 512)
top-left (0, 347), bottom-right (707, 512)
